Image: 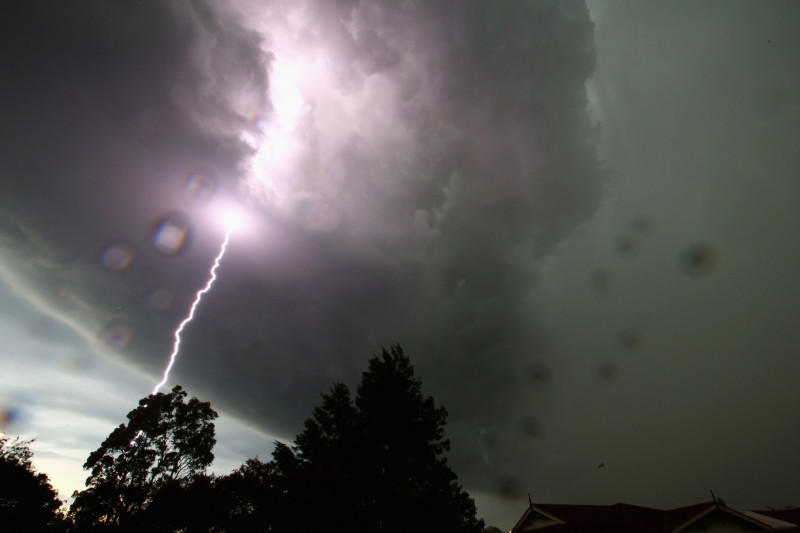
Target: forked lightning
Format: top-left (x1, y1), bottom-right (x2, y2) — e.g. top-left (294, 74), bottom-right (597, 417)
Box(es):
top-left (153, 229), bottom-right (233, 394)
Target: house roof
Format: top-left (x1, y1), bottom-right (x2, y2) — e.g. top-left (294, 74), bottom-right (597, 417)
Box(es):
top-left (750, 510), bottom-right (800, 530)
top-left (665, 502), bottom-right (718, 531)
top-left (511, 501), bottom-right (797, 533)
top-left (526, 503), bottom-right (666, 533)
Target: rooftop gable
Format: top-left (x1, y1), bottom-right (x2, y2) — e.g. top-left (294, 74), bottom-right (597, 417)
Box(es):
top-left (512, 501), bottom-right (786, 533)
top-left (672, 503), bottom-right (773, 533)
top-left (749, 510), bottom-right (800, 530)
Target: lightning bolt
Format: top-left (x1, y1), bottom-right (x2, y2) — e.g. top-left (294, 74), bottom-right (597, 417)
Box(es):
top-left (152, 229), bottom-right (233, 394)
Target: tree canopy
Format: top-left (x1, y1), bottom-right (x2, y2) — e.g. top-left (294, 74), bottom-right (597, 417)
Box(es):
top-left (0, 436), bottom-right (63, 533)
top-left (272, 345), bottom-right (484, 533)
top-left (70, 385), bottom-right (217, 531)
top-left (62, 347), bottom-right (487, 532)
top-left (213, 457), bottom-right (283, 533)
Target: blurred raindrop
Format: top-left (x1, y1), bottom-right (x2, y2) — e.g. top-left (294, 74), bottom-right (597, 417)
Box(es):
top-left (151, 212), bottom-right (192, 255)
top-left (527, 362), bottom-right (552, 384)
top-left (132, 109), bottom-right (166, 138)
top-left (630, 213), bottom-right (656, 234)
top-left (0, 406), bottom-right (22, 428)
top-left (99, 241), bottom-right (135, 271)
top-left (678, 241), bottom-right (718, 277)
top-left (615, 234), bottom-right (639, 255)
top-left (183, 170), bottom-right (217, 203)
top-left (146, 288), bottom-right (174, 311)
top-left (495, 475), bottom-right (524, 499)
top-left (60, 351), bottom-right (92, 374)
top-left (0, 395), bottom-right (38, 433)
top-left (596, 359), bottom-right (619, 381)
top-left (97, 321), bottom-right (133, 351)
top-left (590, 268), bottom-right (614, 290)
top-left (617, 329), bottom-right (642, 351)
top-left (518, 415), bottom-right (545, 438)
top-left (46, 282), bottom-right (77, 310)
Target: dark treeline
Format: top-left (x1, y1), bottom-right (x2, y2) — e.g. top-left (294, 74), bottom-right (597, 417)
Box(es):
top-left (2, 345), bottom-right (492, 532)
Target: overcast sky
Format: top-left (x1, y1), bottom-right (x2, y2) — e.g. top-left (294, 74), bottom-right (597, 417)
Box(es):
top-left (1, 0), bottom-right (799, 528)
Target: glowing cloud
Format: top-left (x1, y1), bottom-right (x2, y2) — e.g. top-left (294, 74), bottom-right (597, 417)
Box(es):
top-left (220, 208), bottom-right (244, 232)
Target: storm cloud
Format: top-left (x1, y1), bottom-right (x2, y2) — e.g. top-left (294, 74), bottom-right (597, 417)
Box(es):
top-left (4, 1), bottom-right (799, 527)
top-left (2, 0), bottom-right (602, 447)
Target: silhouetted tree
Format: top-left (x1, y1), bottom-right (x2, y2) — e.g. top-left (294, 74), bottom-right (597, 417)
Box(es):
top-left (214, 457), bottom-right (282, 532)
top-left (139, 474), bottom-right (225, 533)
top-left (272, 345), bottom-right (484, 533)
top-left (70, 385), bottom-right (217, 532)
top-left (0, 436), bottom-right (63, 533)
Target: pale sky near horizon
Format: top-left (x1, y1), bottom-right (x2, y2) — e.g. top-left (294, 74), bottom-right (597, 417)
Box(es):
top-left (1, 1), bottom-right (798, 529)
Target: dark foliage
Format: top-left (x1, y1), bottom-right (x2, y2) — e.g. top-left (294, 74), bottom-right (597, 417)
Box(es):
top-left (0, 437), bottom-right (63, 533)
top-left (139, 474), bottom-right (226, 533)
top-left (271, 345), bottom-right (485, 533)
top-left (61, 347), bottom-right (483, 532)
top-left (69, 385), bottom-right (217, 532)
top-left (214, 457), bottom-right (282, 532)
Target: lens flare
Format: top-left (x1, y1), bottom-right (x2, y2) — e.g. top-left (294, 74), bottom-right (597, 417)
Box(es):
top-left (100, 241), bottom-right (135, 271)
top-left (152, 213), bottom-right (192, 255)
top-left (98, 321), bottom-right (134, 351)
top-left (183, 171), bottom-right (216, 203)
top-left (152, 230), bottom-right (233, 393)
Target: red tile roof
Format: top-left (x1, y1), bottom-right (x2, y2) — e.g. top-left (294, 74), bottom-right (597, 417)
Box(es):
top-left (531, 503), bottom-right (669, 533)
top-left (512, 501), bottom-right (796, 533)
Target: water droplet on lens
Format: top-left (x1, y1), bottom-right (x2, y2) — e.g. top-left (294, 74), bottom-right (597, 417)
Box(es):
top-left (678, 242), bottom-right (718, 277)
top-left (151, 213), bottom-right (191, 255)
top-left (590, 268), bottom-right (614, 290)
top-left (0, 395), bottom-right (38, 432)
top-left (100, 241), bottom-right (135, 271)
top-left (596, 359), bottom-right (618, 381)
top-left (519, 415), bottom-right (544, 438)
top-left (183, 171), bottom-right (216, 203)
top-left (132, 109), bottom-right (165, 138)
top-left (495, 475), bottom-right (524, 499)
top-left (631, 214), bottom-right (655, 233)
top-left (617, 329), bottom-right (641, 351)
top-left (61, 351), bottom-right (92, 374)
top-left (0, 406), bottom-right (22, 427)
top-left (46, 283), bottom-right (77, 310)
top-left (615, 234), bottom-right (639, 255)
top-left (528, 363), bottom-right (552, 384)
top-left (146, 288), bottom-right (174, 311)
top-left (98, 322), bottom-right (133, 350)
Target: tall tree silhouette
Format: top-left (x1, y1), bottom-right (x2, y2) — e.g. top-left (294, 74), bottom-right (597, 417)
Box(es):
top-left (0, 436), bottom-right (63, 533)
top-left (139, 474), bottom-right (225, 533)
top-left (70, 385), bottom-right (217, 532)
top-left (273, 345), bottom-right (484, 533)
top-left (214, 457), bottom-right (282, 533)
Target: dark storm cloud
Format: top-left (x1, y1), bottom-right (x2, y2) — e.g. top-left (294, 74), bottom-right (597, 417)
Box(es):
top-left (1, 0), bottom-right (605, 501)
top-left (0, 0), bottom-right (268, 364)
top-left (208, 0), bottom-right (604, 493)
